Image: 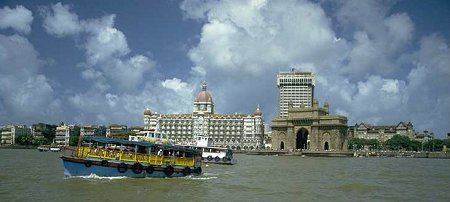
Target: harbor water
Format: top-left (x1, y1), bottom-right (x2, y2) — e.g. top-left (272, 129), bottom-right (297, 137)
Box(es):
top-left (1, 149), bottom-right (449, 202)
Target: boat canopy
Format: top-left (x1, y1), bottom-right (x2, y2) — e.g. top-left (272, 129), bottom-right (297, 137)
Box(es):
top-left (84, 137), bottom-right (198, 153)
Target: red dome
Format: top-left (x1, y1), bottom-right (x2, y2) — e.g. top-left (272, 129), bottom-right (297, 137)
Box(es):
top-left (195, 82), bottom-right (213, 103)
top-left (144, 108), bottom-right (152, 115)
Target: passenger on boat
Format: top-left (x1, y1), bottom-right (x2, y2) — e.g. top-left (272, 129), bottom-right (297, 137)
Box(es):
top-left (157, 149), bottom-right (163, 156)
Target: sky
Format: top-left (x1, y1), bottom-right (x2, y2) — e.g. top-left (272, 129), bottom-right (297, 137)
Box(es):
top-left (0, 0), bottom-right (449, 138)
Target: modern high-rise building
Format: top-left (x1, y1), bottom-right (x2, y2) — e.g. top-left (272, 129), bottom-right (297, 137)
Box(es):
top-left (144, 82), bottom-right (265, 150)
top-left (277, 70), bottom-right (315, 117)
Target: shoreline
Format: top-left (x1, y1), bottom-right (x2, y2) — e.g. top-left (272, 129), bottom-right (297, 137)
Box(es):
top-left (237, 150), bottom-right (450, 159)
top-left (0, 145), bottom-right (37, 149)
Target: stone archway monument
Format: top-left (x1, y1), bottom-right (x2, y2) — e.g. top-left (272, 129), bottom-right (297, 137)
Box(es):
top-left (271, 99), bottom-right (349, 151)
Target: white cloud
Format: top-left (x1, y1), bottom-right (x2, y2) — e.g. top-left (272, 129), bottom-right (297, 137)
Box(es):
top-left (181, 0), bottom-right (449, 136)
top-left (162, 78), bottom-right (191, 94)
top-left (41, 3), bottom-right (82, 37)
top-left (0, 5), bottom-right (33, 34)
top-left (83, 15), bottom-right (130, 65)
top-left (336, 1), bottom-right (414, 78)
top-left (42, 3), bottom-right (154, 93)
top-left (0, 34), bottom-right (60, 123)
top-left (381, 80), bottom-right (400, 94)
top-left (40, 3), bottom-right (161, 125)
top-left (103, 55), bottom-right (154, 91)
top-left (186, 0), bottom-right (341, 76)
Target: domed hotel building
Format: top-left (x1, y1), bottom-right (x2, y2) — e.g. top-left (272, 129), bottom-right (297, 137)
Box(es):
top-left (144, 82), bottom-right (265, 150)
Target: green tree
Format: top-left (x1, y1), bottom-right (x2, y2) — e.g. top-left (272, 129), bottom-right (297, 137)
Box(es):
top-left (42, 124), bottom-right (57, 144)
top-left (409, 140), bottom-right (422, 151)
top-left (15, 134), bottom-right (34, 145)
top-left (33, 137), bottom-right (48, 146)
top-left (366, 139), bottom-right (381, 151)
top-left (69, 126), bottom-right (80, 146)
top-left (423, 139), bottom-right (445, 151)
top-left (385, 135), bottom-right (411, 151)
top-left (348, 138), bottom-right (366, 150)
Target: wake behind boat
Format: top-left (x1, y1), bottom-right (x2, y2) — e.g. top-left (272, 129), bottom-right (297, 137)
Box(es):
top-left (61, 136), bottom-right (202, 178)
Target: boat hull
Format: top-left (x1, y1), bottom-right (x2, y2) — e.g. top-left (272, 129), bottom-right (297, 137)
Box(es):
top-left (202, 157), bottom-right (237, 165)
top-left (61, 156), bottom-right (201, 178)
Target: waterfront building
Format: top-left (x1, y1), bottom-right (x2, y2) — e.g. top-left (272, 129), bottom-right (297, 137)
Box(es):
top-left (144, 82), bottom-right (265, 150)
top-left (349, 122), bottom-right (415, 142)
top-left (31, 123), bottom-right (56, 139)
top-left (106, 124), bottom-right (127, 137)
top-left (129, 126), bottom-right (144, 134)
top-left (413, 131), bottom-right (434, 143)
top-left (272, 99), bottom-right (348, 151)
top-left (277, 70), bottom-right (315, 117)
top-left (0, 125), bottom-right (30, 145)
top-left (80, 125), bottom-right (106, 137)
top-left (55, 125), bottom-right (72, 146)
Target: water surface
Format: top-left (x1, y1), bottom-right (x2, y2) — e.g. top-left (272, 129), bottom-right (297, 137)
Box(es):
top-left (0, 150), bottom-right (449, 201)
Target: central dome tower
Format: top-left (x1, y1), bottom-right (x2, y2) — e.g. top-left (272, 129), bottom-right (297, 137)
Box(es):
top-left (193, 81), bottom-right (214, 114)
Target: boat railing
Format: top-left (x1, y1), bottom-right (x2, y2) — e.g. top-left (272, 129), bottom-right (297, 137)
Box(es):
top-left (77, 147), bottom-right (195, 167)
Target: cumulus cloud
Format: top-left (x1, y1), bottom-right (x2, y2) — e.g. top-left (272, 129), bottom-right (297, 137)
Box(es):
top-left (0, 5), bottom-right (33, 34)
top-left (180, 0), bottom-right (449, 136)
top-left (336, 1), bottom-right (414, 78)
top-left (0, 34), bottom-right (61, 123)
top-left (82, 15), bottom-right (130, 65)
top-left (41, 3), bottom-right (82, 37)
top-left (42, 2), bottom-right (153, 93)
top-left (40, 3), bottom-right (163, 125)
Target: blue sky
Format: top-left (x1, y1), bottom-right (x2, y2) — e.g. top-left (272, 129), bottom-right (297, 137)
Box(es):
top-left (0, 0), bottom-right (448, 138)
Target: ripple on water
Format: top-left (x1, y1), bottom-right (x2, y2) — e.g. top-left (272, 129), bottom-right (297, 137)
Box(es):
top-left (334, 182), bottom-right (382, 195)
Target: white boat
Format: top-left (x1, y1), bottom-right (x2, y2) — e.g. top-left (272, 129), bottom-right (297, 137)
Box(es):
top-left (37, 145), bottom-right (61, 152)
top-left (185, 136), bottom-right (237, 165)
top-left (128, 131), bottom-right (174, 145)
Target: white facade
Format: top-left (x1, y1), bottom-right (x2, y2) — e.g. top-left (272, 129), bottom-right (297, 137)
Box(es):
top-left (55, 125), bottom-right (71, 146)
top-left (0, 125), bottom-right (30, 145)
top-left (106, 124), bottom-right (127, 137)
top-left (81, 125), bottom-right (99, 137)
top-left (144, 82), bottom-right (265, 150)
top-left (351, 122), bottom-right (415, 142)
top-left (277, 70), bottom-right (315, 117)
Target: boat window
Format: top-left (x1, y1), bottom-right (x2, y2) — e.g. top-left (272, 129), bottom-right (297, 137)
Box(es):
top-left (137, 146), bottom-right (146, 154)
top-left (185, 151), bottom-right (193, 158)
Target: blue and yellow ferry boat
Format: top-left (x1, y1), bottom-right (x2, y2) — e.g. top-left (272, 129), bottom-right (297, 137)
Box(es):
top-left (61, 137), bottom-right (202, 178)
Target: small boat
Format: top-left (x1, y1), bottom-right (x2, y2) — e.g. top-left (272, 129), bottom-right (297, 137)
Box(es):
top-left (191, 146), bottom-right (237, 165)
top-left (185, 136), bottom-right (237, 165)
top-left (61, 136), bottom-right (202, 178)
top-left (128, 131), bottom-right (174, 144)
top-left (38, 145), bottom-right (62, 152)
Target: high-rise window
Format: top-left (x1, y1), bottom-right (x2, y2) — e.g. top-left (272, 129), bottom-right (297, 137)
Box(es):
top-left (277, 70), bottom-right (315, 117)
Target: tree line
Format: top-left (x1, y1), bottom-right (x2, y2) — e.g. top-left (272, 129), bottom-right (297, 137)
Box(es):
top-left (348, 134), bottom-right (450, 152)
top-left (13, 123), bottom-right (82, 146)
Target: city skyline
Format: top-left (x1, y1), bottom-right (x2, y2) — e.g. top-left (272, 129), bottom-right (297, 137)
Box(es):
top-left (0, 0), bottom-right (449, 138)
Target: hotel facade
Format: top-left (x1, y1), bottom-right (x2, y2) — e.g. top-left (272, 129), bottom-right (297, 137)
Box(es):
top-left (144, 82), bottom-right (265, 150)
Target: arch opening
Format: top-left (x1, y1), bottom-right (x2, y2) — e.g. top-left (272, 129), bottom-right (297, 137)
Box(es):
top-left (280, 141), bottom-right (285, 150)
top-left (296, 128), bottom-right (309, 150)
top-left (324, 142), bottom-right (329, 151)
